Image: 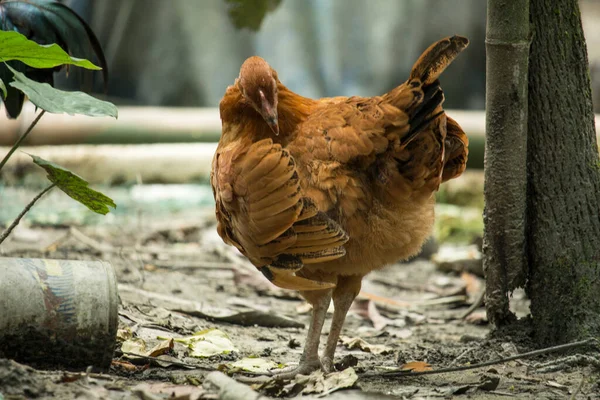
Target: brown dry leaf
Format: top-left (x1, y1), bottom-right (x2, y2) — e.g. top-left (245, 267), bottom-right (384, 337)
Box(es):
top-left (352, 299), bottom-right (406, 331)
top-left (367, 300), bottom-right (393, 330)
top-left (358, 292), bottom-right (411, 308)
top-left (147, 338), bottom-right (174, 357)
top-left (143, 263), bottom-right (157, 272)
top-left (300, 368), bottom-right (358, 395)
top-left (340, 336), bottom-right (393, 355)
top-left (460, 271), bottom-right (483, 296)
top-left (60, 373), bottom-right (84, 383)
top-left (111, 360), bottom-right (139, 372)
top-left (401, 361), bottom-right (433, 372)
top-left (465, 310), bottom-right (488, 324)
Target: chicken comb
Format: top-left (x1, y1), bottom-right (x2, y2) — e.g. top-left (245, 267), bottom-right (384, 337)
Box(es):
top-left (409, 35), bottom-right (469, 85)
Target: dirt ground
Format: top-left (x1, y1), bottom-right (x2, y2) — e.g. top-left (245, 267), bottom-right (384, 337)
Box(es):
top-left (0, 185), bottom-right (599, 399)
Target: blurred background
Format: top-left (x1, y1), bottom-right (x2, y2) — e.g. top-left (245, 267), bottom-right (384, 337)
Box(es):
top-left (0, 0), bottom-right (598, 236)
top-left (49, 0), bottom-right (600, 113)
top-left (61, 0), bottom-right (487, 110)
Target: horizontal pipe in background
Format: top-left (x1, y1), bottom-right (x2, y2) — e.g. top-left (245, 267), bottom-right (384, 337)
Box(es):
top-left (0, 103), bottom-right (493, 146)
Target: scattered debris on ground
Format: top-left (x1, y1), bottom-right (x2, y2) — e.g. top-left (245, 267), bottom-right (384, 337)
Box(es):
top-left (1, 184), bottom-right (599, 399)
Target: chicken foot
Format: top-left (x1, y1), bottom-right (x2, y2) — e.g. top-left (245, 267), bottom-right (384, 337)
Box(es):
top-left (321, 275), bottom-right (362, 372)
top-left (270, 288), bottom-right (332, 379)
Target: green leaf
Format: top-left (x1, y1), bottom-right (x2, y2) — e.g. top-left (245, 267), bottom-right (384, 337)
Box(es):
top-left (6, 64), bottom-right (117, 118)
top-left (0, 78), bottom-right (6, 99)
top-left (0, 30), bottom-right (100, 70)
top-left (29, 154), bottom-right (116, 215)
top-left (225, 0), bottom-right (282, 31)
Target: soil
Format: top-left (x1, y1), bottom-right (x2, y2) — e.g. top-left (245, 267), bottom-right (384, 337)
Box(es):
top-left (0, 185), bottom-right (599, 399)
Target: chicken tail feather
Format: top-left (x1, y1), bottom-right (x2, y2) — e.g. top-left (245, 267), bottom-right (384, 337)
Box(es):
top-left (259, 266), bottom-right (336, 291)
top-left (409, 35), bottom-right (469, 85)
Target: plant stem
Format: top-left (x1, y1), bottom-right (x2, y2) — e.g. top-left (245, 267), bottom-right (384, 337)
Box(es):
top-left (365, 337), bottom-right (597, 378)
top-left (0, 182), bottom-right (56, 245)
top-left (0, 109), bottom-right (46, 172)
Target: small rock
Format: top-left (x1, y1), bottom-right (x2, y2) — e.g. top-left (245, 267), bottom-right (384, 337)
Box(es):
top-left (335, 354), bottom-right (359, 371)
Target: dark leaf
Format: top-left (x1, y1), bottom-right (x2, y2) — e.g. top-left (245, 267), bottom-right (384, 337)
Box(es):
top-left (29, 154), bottom-right (116, 215)
top-left (224, 0), bottom-right (282, 31)
top-left (6, 63), bottom-right (117, 117)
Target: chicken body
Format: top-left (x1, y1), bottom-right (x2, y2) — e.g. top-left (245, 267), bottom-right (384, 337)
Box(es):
top-left (212, 36), bottom-right (469, 377)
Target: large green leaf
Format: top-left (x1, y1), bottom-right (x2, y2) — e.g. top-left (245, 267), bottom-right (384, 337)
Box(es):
top-left (6, 64), bottom-right (117, 118)
top-left (0, 30), bottom-right (100, 70)
top-left (29, 154), bottom-right (116, 215)
top-left (0, 77), bottom-right (6, 98)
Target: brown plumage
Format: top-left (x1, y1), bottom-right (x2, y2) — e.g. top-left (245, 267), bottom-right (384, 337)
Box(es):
top-left (211, 36), bottom-right (469, 377)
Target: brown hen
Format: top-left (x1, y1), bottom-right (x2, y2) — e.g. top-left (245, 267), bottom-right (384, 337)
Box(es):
top-left (211, 36), bottom-right (469, 377)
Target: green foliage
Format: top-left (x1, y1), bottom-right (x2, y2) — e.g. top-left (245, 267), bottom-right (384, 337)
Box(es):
top-left (29, 154), bottom-right (116, 215)
top-left (0, 30), bottom-right (100, 70)
top-left (225, 0), bottom-right (282, 31)
top-left (6, 64), bottom-right (117, 118)
top-left (0, 77), bottom-right (5, 98)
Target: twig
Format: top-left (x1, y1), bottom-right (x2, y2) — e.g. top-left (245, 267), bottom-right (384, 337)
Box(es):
top-left (0, 109), bottom-right (46, 172)
top-left (148, 260), bottom-right (236, 271)
top-left (533, 353), bottom-right (600, 373)
top-left (120, 352), bottom-right (210, 370)
top-left (461, 288), bottom-right (486, 319)
top-left (570, 374), bottom-right (586, 400)
top-left (40, 229), bottom-right (71, 253)
top-left (359, 291), bottom-right (468, 310)
top-left (448, 347), bottom-right (474, 367)
top-left (70, 226), bottom-right (114, 252)
top-left (364, 338), bottom-right (597, 378)
top-left (70, 226), bottom-right (215, 258)
top-left (0, 183), bottom-right (56, 244)
top-left (488, 391), bottom-right (516, 397)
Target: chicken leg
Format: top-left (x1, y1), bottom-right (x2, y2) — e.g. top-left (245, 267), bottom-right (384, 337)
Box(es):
top-left (271, 287), bottom-right (332, 379)
top-left (321, 275), bottom-right (362, 372)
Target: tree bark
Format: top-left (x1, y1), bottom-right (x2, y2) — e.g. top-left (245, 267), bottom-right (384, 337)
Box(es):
top-left (483, 0), bottom-right (530, 325)
top-left (527, 0), bottom-right (600, 344)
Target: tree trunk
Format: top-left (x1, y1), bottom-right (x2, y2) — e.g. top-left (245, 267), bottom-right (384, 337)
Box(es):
top-left (527, 0), bottom-right (600, 344)
top-left (483, 0), bottom-right (530, 325)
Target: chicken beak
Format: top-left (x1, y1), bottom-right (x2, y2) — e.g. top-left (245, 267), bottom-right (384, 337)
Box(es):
top-left (262, 108), bottom-right (279, 135)
top-left (259, 90), bottom-right (279, 135)
top-left (266, 115), bottom-right (279, 136)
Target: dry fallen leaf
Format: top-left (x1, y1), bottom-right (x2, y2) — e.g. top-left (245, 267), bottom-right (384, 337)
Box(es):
top-left (121, 337), bottom-right (147, 356)
top-left (111, 360), bottom-right (140, 372)
top-left (340, 336), bottom-right (394, 355)
top-left (401, 361), bottom-right (433, 372)
top-left (461, 271), bottom-right (483, 297)
top-left (300, 368), bottom-right (358, 395)
top-left (172, 329), bottom-right (239, 358)
top-left (147, 338), bottom-right (174, 357)
top-left (230, 357), bottom-right (281, 373)
top-left (116, 327), bottom-right (133, 342)
top-left (465, 310), bottom-right (488, 325)
top-left (352, 299), bottom-right (406, 331)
